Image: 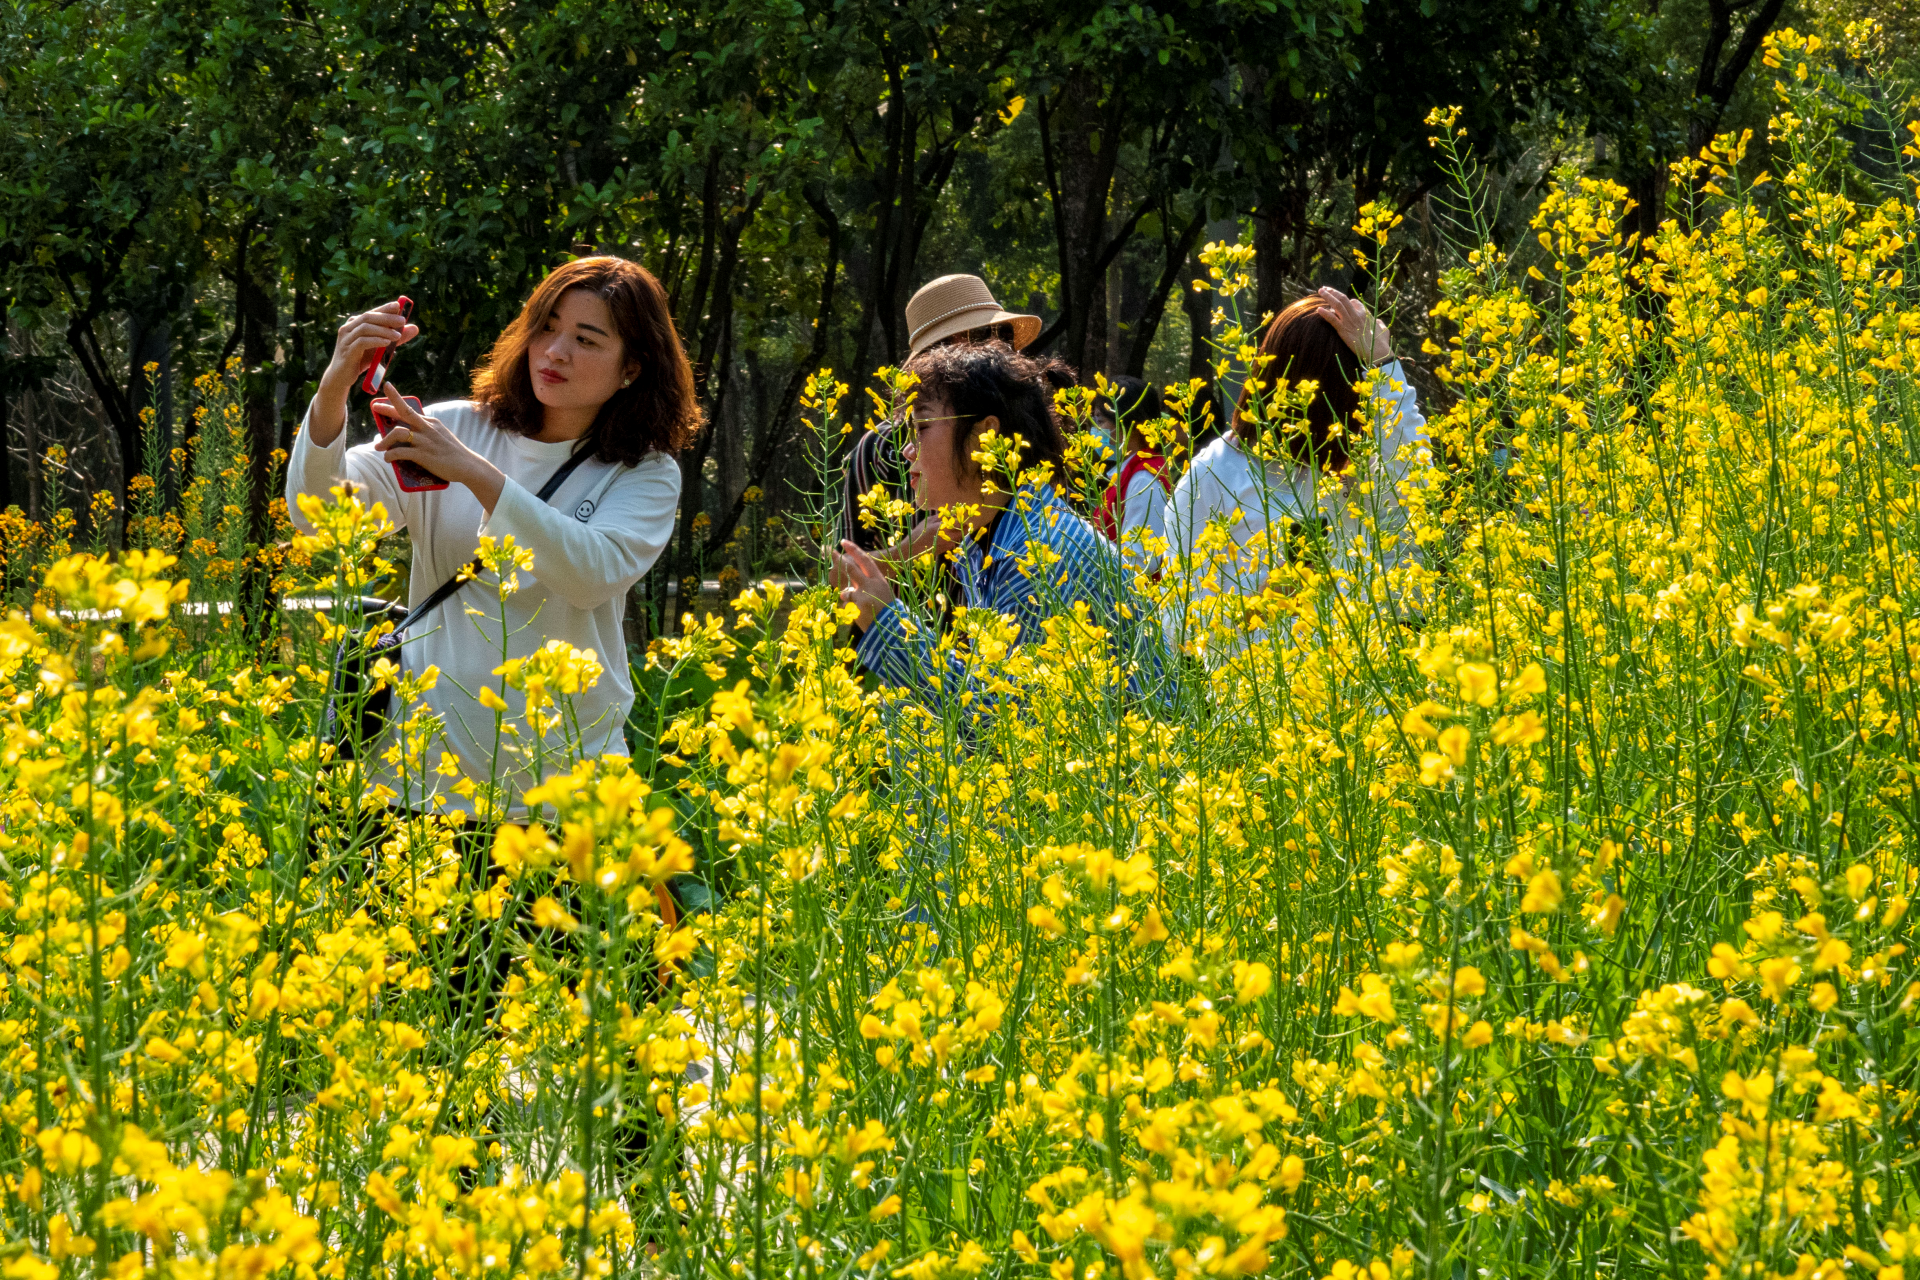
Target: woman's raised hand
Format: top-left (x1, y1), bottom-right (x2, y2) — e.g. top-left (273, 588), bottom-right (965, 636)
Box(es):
top-left (872, 515), bottom-right (943, 579)
top-left (1313, 287), bottom-right (1395, 366)
top-left (830, 540), bottom-right (897, 631)
top-left (307, 301), bottom-right (421, 447)
top-left (326, 301), bottom-right (418, 387)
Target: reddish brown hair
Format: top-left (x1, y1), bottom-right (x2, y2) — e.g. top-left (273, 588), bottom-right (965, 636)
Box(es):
top-left (1234, 295), bottom-right (1364, 471)
top-left (472, 256), bottom-right (701, 464)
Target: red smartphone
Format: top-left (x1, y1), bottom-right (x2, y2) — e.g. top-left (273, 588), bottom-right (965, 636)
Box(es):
top-left (371, 395), bottom-right (450, 492)
top-left (360, 295), bottom-right (414, 395)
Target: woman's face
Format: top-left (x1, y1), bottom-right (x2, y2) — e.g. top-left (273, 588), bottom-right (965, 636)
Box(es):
top-left (904, 393), bottom-right (994, 513)
top-left (528, 288), bottom-right (636, 413)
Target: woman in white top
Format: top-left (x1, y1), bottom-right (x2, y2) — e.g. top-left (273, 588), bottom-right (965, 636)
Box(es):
top-left (288, 256), bottom-right (698, 813)
top-left (1163, 287), bottom-right (1428, 655)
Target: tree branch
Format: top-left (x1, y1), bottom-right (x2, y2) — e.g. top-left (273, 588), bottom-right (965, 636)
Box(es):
top-left (1035, 89), bottom-right (1074, 351)
top-left (1125, 208), bottom-right (1207, 376)
top-left (701, 188), bottom-right (843, 554)
top-left (1091, 196), bottom-right (1155, 281)
top-left (1709, 0), bottom-right (1788, 105)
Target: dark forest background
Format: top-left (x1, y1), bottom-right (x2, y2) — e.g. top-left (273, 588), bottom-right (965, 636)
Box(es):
top-left (3, 0), bottom-right (1913, 615)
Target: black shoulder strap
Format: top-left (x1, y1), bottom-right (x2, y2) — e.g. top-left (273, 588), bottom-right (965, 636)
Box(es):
top-left (393, 447), bottom-right (595, 633)
top-left (535, 446), bottom-right (595, 502)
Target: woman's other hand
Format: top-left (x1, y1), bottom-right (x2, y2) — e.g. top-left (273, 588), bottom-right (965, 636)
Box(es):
top-left (871, 515), bottom-right (942, 580)
top-left (1313, 287), bottom-right (1395, 366)
top-left (374, 382), bottom-right (508, 513)
top-left (309, 301), bottom-right (420, 446)
top-left (831, 540), bottom-right (897, 631)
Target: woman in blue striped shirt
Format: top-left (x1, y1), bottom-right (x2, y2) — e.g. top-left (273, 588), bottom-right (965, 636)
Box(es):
top-left (830, 343), bottom-right (1155, 719)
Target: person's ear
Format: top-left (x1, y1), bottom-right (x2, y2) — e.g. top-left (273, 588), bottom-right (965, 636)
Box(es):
top-left (959, 413), bottom-right (999, 467)
top-left (959, 414), bottom-right (1005, 485)
top-left (620, 358), bottom-right (642, 389)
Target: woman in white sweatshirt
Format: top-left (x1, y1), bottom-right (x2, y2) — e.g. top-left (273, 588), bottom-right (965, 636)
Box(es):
top-left (288, 256), bottom-right (698, 814)
top-left (1163, 287), bottom-right (1428, 656)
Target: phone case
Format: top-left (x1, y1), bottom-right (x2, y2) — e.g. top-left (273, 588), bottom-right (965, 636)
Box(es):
top-left (371, 396), bottom-right (449, 492)
top-left (361, 295), bottom-right (415, 395)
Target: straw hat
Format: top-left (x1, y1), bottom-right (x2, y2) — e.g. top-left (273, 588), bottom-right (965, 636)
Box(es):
top-left (905, 274), bottom-right (1041, 356)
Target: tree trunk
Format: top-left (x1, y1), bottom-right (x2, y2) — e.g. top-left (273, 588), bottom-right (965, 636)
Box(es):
top-left (1250, 69), bottom-right (1311, 322)
top-left (237, 231), bottom-right (281, 640)
top-left (1622, 165), bottom-right (1668, 247)
top-left (63, 310), bottom-right (143, 509)
top-left (15, 321), bottom-right (43, 520)
top-left (126, 311), bottom-right (170, 479)
top-left (285, 285), bottom-right (309, 457)
top-left (0, 362), bottom-right (12, 514)
top-left (1125, 210), bottom-right (1206, 377)
top-left (1181, 247), bottom-right (1218, 433)
top-left (848, 51), bottom-right (910, 382)
top-left (1688, 0), bottom-right (1789, 162)
top-left (680, 149), bottom-right (724, 394)
top-left (701, 188), bottom-right (840, 555)
top-left (1048, 76), bottom-right (1123, 379)
top-left (239, 253), bottom-right (279, 534)
top-left (673, 179), bottom-right (761, 594)
top-left (1620, 0), bottom-right (1787, 245)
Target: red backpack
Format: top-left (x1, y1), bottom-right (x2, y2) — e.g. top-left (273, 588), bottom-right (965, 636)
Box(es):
top-left (1097, 451), bottom-right (1173, 540)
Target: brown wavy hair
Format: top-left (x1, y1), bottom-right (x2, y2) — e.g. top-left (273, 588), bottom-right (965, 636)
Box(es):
top-left (1234, 295), bottom-right (1363, 472)
top-left (472, 256), bottom-right (701, 464)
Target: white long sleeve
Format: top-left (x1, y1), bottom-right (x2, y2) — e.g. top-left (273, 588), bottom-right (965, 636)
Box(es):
top-left (286, 398), bottom-right (680, 813)
top-left (287, 411), bottom-right (411, 533)
top-left (1162, 359), bottom-right (1428, 654)
top-left (480, 463), bottom-right (677, 611)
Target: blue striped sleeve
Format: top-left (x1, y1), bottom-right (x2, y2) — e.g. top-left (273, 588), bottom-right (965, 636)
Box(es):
top-left (853, 485), bottom-right (1168, 721)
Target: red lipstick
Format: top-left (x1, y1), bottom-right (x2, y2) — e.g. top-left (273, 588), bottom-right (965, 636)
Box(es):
top-left (537, 367), bottom-right (566, 385)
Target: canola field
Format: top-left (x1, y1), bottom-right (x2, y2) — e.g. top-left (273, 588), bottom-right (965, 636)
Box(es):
top-left (3, 41), bottom-right (1919, 1280)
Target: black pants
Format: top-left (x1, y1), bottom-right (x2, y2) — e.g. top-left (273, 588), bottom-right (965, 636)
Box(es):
top-left (301, 803), bottom-right (514, 1024)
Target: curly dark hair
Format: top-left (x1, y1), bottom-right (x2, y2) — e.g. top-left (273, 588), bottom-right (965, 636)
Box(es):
top-left (1100, 374), bottom-right (1163, 427)
top-left (903, 341), bottom-right (1070, 484)
top-left (472, 256), bottom-right (701, 465)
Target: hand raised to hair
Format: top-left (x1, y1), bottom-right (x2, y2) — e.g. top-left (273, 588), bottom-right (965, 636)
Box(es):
top-left (1313, 287), bottom-right (1395, 366)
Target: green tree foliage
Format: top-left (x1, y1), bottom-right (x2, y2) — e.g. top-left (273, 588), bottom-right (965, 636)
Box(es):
top-left (0, 0), bottom-right (1804, 595)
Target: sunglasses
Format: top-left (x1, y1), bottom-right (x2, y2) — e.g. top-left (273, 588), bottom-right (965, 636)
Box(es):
top-left (910, 413), bottom-right (979, 436)
top-left (958, 323), bottom-right (1017, 346)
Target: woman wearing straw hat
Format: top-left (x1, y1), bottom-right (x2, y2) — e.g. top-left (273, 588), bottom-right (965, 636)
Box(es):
top-left (906, 273), bottom-right (1042, 353)
top-left (836, 275), bottom-right (1041, 553)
